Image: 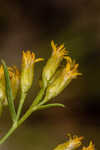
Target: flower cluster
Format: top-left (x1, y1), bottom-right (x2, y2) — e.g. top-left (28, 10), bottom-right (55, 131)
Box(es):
top-left (42, 41), bottom-right (81, 102)
top-left (54, 134), bottom-right (95, 150)
top-left (0, 41), bottom-right (81, 114)
top-left (0, 41), bottom-right (83, 145)
top-left (42, 40), bottom-right (68, 88)
top-left (0, 50), bottom-right (43, 114)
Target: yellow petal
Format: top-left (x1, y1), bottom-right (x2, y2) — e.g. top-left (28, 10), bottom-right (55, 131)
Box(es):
top-left (82, 141), bottom-right (95, 150)
top-left (35, 58), bottom-right (44, 63)
top-left (51, 40), bottom-right (57, 53)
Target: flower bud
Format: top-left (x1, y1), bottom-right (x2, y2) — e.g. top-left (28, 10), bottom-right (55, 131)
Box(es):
top-left (44, 56), bottom-right (82, 102)
top-left (54, 135), bottom-right (83, 150)
top-left (42, 41), bottom-right (68, 88)
top-left (21, 51), bottom-right (43, 93)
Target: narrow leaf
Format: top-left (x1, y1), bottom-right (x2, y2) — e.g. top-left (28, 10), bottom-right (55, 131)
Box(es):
top-left (2, 60), bottom-right (16, 122)
top-left (38, 103), bottom-right (65, 110)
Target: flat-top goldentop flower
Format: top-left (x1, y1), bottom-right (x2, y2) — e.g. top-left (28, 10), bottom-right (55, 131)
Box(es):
top-left (21, 51), bottom-right (43, 93)
top-left (0, 65), bottom-right (20, 106)
top-left (54, 134), bottom-right (95, 150)
top-left (82, 142), bottom-right (94, 150)
top-left (64, 56), bottom-right (82, 79)
top-left (0, 66), bottom-right (6, 103)
top-left (8, 66), bottom-right (20, 100)
top-left (54, 135), bottom-right (83, 150)
top-left (42, 41), bottom-right (68, 88)
top-left (43, 56), bottom-right (82, 102)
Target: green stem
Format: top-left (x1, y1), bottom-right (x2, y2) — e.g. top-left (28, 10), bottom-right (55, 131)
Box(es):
top-left (16, 86), bottom-right (45, 122)
top-left (0, 123), bottom-right (17, 144)
top-left (0, 105), bottom-right (39, 145)
top-left (0, 88), bottom-right (45, 144)
top-left (17, 99), bottom-right (48, 128)
top-left (18, 87), bottom-right (46, 126)
top-left (16, 92), bottom-right (26, 121)
top-left (31, 87), bottom-right (45, 106)
top-left (18, 105), bottom-right (38, 127)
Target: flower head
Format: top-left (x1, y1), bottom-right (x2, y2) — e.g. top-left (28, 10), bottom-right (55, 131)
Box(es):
top-left (64, 56), bottom-right (82, 79)
top-left (8, 66), bottom-right (20, 100)
top-left (0, 65), bottom-right (20, 106)
top-left (54, 135), bottom-right (83, 150)
top-left (22, 51), bottom-right (35, 67)
top-left (42, 41), bottom-right (68, 88)
top-left (0, 65), bottom-right (6, 103)
top-left (67, 135), bottom-right (83, 150)
top-left (82, 142), bottom-right (95, 150)
top-left (21, 50), bottom-right (43, 93)
top-left (43, 56), bottom-right (81, 102)
top-left (51, 40), bottom-right (67, 57)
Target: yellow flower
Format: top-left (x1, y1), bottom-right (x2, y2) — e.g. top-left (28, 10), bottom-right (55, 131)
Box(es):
top-left (54, 135), bottom-right (83, 150)
top-left (82, 142), bottom-right (95, 150)
top-left (0, 66), bottom-right (6, 103)
top-left (64, 56), bottom-right (82, 79)
top-left (43, 56), bottom-right (81, 102)
top-left (21, 51), bottom-right (44, 93)
top-left (51, 40), bottom-right (67, 57)
top-left (22, 50), bottom-right (35, 67)
top-left (8, 66), bottom-right (20, 100)
top-left (42, 41), bottom-right (68, 88)
top-left (0, 65), bottom-right (20, 106)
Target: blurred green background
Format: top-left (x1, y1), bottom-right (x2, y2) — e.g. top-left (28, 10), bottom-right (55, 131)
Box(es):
top-left (0, 0), bottom-right (100, 149)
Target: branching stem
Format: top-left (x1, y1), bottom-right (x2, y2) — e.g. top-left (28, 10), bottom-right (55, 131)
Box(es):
top-left (0, 87), bottom-right (45, 144)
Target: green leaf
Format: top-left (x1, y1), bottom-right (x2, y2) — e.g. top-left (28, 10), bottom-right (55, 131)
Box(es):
top-left (38, 103), bottom-right (65, 110)
top-left (2, 60), bottom-right (16, 122)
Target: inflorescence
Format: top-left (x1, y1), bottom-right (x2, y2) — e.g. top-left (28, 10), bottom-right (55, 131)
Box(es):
top-left (0, 41), bottom-right (92, 149)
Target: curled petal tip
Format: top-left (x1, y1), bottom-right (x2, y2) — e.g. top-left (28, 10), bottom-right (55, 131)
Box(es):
top-left (35, 58), bottom-right (44, 63)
